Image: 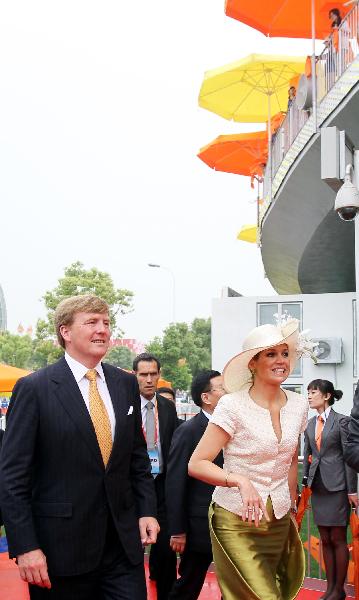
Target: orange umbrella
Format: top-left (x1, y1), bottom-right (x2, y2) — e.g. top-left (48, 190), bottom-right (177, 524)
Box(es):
top-left (225, 0), bottom-right (350, 40)
top-left (198, 131), bottom-right (268, 177)
top-left (157, 378), bottom-right (172, 388)
top-left (350, 509), bottom-right (359, 597)
top-left (0, 363), bottom-right (31, 393)
top-left (296, 486), bottom-right (312, 531)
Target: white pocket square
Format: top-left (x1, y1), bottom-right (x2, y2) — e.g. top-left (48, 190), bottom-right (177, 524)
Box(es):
top-left (127, 406), bottom-right (133, 415)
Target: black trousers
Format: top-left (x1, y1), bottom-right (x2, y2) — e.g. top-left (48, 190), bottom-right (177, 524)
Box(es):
top-left (149, 474), bottom-right (177, 600)
top-left (168, 549), bottom-right (212, 600)
top-left (29, 516), bottom-right (146, 600)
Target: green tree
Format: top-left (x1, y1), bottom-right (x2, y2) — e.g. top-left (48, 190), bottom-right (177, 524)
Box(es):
top-left (106, 346), bottom-right (135, 370)
top-left (32, 262), bottom-right (135, 367)
top-left (0, 332), bottom-right (33, 368)
top-left (30, 339), bottom-right (64, 370)
top-left (37, 261), bottom-right (134, 339)
top-left (146, 318), bottom-right (211, 390)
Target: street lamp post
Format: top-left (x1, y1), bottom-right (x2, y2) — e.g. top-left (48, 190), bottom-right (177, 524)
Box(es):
top-left (148, 263), bottom-right (176, 323)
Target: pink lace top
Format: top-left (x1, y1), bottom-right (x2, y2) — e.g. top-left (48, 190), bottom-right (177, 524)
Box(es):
top-left (211, 388), bottom-right (308, 519)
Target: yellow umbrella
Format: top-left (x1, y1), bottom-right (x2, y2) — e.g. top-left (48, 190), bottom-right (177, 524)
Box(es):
top-left (199, 54), bottom-right (306, 200)
top-left (237, 224), bottom-right (257, 243)
top-left (199, 53), bottom-right (306, 123)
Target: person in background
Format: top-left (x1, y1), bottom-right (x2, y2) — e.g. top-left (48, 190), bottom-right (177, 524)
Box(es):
top-left (157, 386), bottom-right (184, 425)
top-left (344, 380), bottom-right (359, 471)
top-left (133, 353), bottom-right (178, 600)
top-left (166, 370), bottom-right (224, 600)
top-left (0, 428), bottom-right (3, 529)
top-left (0, 295), bottom-right (158, 600)
top-left (303, 379), bottom-right (358, 600)
top-left (189, 319), bottom-right (308, 600)
top-left (157, 387), bottom-right (176, 405)
top-left (287, 85), bottom-right (296, 110)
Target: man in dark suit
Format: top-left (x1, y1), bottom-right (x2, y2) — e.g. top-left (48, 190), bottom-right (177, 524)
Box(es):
top-left (344, 380), bottom-right (359, 471)
top-left (0, 295), bottom-right (159, 599)
top-left (0, 427), bottom-right (3, 528)
top-left (166, 370), bottom-right (225, 600)
top-left (133, 353), bottom-right (178, 600)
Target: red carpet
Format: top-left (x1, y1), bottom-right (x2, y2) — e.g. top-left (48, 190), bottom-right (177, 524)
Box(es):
top-left (0, 553), bottom-right (354, 599)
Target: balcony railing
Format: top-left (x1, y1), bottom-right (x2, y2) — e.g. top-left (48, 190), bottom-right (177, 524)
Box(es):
top-left (263, 2), bottom-right (359, 204)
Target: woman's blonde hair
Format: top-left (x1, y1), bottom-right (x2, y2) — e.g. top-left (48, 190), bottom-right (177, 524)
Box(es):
top-left (54, 295), bottom-right (109, 348)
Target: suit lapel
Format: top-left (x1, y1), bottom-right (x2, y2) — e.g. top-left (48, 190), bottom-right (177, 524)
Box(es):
top-left (102, 364), bottom-right (128, 467)
top-left (157, 394), bottom-right (169, 457)
top-left (50, 357), bottom-right (103, 468)
top-left (198, 410), bottom-right (209, 432)
top-left (320, 409), bottom-right (335, 452)
top-left (307, 417), bottom-right (317, 453)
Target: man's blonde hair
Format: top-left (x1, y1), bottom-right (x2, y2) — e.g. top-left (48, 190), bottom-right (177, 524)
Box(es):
top-left (54, 295), bottom-right (110, 348)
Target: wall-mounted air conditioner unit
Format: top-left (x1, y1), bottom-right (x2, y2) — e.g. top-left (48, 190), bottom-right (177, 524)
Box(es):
top-left (313, 338), bottom-right (343, 364)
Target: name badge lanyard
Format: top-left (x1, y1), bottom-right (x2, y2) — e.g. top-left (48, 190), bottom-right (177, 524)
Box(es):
top-left (142, 401), bottom-right (159, 448)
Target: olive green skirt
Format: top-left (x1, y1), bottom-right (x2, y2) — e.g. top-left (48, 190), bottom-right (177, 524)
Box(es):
top-left (209, 500), bottom-right (305, 600)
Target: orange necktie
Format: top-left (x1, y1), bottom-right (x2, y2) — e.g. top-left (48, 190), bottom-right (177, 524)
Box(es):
top-left (315, 415), bottom-right (325, 451)
top-left (85, 369), bottom-right (113, 466)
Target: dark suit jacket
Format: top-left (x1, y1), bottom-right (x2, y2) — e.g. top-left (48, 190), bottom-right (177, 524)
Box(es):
top-left (166, 410), bottom-right (223, 554)
top-left (344, 381), bottom-right (359, 472)
top-left (156, 392), bottom-right (179, 476)
top-left (303, 409), bottom-right (357, 493)
top-left (0, 358), bottom-right (156, 576)
top-left (0, 428), bottom-right (3, 527)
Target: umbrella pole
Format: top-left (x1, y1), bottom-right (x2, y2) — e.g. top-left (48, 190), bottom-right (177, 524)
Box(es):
top-left (256, 177), bottom-right (260, 246)
top-left (311, 0), bottom-right (317, 132)
top-left (267, 93), bottom-right (272, 205)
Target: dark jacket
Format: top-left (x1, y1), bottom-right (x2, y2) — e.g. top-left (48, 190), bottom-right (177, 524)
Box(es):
top-left (0, 357), bottom-right (156, 576)
top-left (166, 410), bottom-right (223, 554)
top-left (156, 392), bottom-right (179, 476)
top-left (303, 409), bottom-right (357, 493)
top-left (344, 381), bottom-right (359, 472)
top-left (0, 428), bottom-right (3, 527)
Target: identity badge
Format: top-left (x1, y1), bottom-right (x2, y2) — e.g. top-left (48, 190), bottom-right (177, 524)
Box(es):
top-left (148, 447), bottom-right (160, 475)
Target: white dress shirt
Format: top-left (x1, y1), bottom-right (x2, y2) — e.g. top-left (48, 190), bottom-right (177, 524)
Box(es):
top-left (141, 395), bottom-right (163, 472)
top-left (65, 352), bottom-right (116, 441)
top-left (201, 408), bottom-right (212, 422)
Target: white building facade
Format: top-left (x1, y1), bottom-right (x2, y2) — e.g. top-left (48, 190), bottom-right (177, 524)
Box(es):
top-left (212, 291), bottom-right (357, 416)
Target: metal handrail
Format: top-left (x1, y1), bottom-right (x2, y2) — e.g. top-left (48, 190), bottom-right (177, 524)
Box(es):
top-left (263, 3), bottom-right (359, 203)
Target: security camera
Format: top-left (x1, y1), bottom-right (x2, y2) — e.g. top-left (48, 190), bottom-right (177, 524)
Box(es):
top-left (334, 164), bottom-right (359, 221)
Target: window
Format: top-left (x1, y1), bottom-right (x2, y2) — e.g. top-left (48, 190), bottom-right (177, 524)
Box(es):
top-left (282, 384), bottom-right (303, 395)
top-left (257, 302), bottom-right (303, 377)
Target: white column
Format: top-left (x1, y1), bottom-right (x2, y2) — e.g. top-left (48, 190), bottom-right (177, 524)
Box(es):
top-left (354, 150), bottom-right (359, 371)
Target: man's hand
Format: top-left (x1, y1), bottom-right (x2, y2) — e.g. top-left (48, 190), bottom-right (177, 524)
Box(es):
top-left (170, 533), bottom-right (186, 554)
top-left (139, 516), bottom-right (160, 546)
top-left (17, 549), bottom-right (51, 588)
top-left (348, 493), bottom-right (359, 508)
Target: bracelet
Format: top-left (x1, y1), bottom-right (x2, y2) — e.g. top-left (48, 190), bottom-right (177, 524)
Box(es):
top-left (225, 470), bottom-right (232, 487)
top-left (290, 506), bottom-right (298, 514)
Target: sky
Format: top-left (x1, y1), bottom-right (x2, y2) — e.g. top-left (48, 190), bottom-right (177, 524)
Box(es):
top-left (0, 1), bottom-right (312, 343)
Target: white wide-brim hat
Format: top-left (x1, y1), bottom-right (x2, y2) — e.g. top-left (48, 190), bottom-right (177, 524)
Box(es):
top-left (223, 319), bottom-right (300, 394)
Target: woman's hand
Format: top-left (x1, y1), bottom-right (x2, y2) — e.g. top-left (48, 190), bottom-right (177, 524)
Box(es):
top-left (348, 494), bottom-right (359, 509)
top-left (231, 474), bottom-right (270, 527)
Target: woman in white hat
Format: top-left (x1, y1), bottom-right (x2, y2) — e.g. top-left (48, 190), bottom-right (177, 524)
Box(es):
top-left (189, 318), bottom-right (310, 600)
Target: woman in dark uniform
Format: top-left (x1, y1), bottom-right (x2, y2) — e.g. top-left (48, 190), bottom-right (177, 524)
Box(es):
top-left (303, 379), bottom-right (358, 600)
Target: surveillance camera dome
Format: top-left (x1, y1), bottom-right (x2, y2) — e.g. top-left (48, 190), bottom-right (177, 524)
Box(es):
top-left (334, 167), bottom-right (359, 222)
top-left (336, 205), bottom-right (359, 221)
